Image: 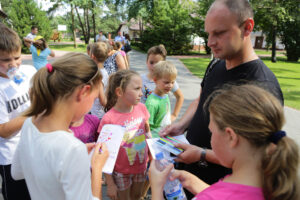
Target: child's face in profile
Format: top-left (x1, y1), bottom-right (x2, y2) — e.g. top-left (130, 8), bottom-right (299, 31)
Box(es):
top-left (147, 54), bottom-right (164, 75)
top-left (0, 50), bottom-right (22, 78)
top-left (154, 75), bottom-right (176, 95)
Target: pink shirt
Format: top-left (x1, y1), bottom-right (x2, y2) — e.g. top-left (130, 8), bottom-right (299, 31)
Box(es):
top-left (120, 50), bottom-right (126, 57)
top-left (192, 179), bottom-right (264, 200)
top-left (98, 103), bottom-right (150, 174)
top-left (69, 114), bottom-right (100, 144)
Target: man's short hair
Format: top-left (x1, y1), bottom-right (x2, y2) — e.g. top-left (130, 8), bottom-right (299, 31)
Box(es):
top-left (31, 26), bottom-right (38, 30)
top-left (152, 61), bottom-right (177, 80)
top-left (0, 23), bottom-right (21, 53)
top-left (211, 0), bottom-right (253, 25)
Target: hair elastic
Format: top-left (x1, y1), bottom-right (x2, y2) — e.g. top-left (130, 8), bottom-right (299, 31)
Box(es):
top-left (269, 130), bottom-right (286, 144)
top-left (46, 63), bottom-right (53, 73)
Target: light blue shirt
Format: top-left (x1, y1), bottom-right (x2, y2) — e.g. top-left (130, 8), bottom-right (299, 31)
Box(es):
top-left (114, 35), bottom-right (125, 42)
top-left (95, 34), bottom-right (107, 42)
top-left (30, 45), bottom-right (51, 70)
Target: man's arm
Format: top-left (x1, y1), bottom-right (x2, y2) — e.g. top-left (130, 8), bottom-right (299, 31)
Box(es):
top-left (160, 91), bottom-right (201, 137)
top-left (174, 143), bottom-right (221, 165)
top-left (23, 37), bottom-right (34, 44)
top-left (0, 116), bottom-right (27, 138)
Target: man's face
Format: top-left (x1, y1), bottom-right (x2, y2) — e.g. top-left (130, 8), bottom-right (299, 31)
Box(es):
top-left (32, 28), bottom-right (38, 35)
top-left (0, 50), bottom-right (22, 78)
top-left (205, 4), bottom-right (244, 60)
top-left (99, 32), bottom-right (103, 36)
top-left (118, 31), bottom-right (122, 36)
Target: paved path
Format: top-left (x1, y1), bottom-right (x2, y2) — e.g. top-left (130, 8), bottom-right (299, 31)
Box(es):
top-left (1, 49), bottom-right (299, 200)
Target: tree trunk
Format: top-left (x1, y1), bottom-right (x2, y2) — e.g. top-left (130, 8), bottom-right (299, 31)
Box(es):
top-left (70, 4), bottom-right (77, 48)
top-left (271, 24), bottom-right (277, 63)
top-left (271, 0), bottom-right (277, 63)
top-left (75, 6), bottom-right (87, 44)
top-left (85, 7), bottom-right (90, 44)
top-left (91, 1), bottom-right (96, 42)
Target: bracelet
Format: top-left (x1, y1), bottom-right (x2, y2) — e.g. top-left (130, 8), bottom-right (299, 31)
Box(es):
top-left (197, 148), bottom-right (208, 167)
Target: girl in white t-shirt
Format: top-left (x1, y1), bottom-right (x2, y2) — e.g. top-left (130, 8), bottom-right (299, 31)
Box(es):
top-left (90, 42), bottom-right (109, 120)
top-left (11, 52), bottom-right (109, 200)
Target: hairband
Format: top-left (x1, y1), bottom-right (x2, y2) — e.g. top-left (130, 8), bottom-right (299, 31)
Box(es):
top-left (269, 130), bottom-right (286, 144)
top-left (46, 63), bottom-right (53, 73)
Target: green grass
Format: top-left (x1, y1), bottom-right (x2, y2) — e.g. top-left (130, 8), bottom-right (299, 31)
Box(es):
top-left (49, 44), bottom-right (87, 53)
top-left (180, 57), bottom-right (300, 110)
top-left (254, 49), bottom-right (285, 55)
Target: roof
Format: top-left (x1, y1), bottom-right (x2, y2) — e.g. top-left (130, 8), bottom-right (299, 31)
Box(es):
top-left (0, 9), bottom-right (7, 18)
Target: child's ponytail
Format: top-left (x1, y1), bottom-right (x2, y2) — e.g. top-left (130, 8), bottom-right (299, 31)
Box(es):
top-left (105, 73), bottom-right (118, 112)
top-left (24, 52), bottom-right (102, 117)
top-left (104, 70), bottom-right (140, 112)
top-left (208, 84), bottom-right (300, 200)
top-left (262, 136), bottom-right (299, 200)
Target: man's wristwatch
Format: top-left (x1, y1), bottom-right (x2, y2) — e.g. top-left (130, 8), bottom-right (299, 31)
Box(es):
top-left (197, 148), bottom-right (208, 167)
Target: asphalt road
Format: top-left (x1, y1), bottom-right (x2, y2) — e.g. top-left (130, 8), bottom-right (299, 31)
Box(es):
top-left (1, 49), bottom-right (299, 199)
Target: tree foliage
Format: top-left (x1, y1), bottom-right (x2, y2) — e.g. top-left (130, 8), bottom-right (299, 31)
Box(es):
top-left (129, 0), bottom-right (194, 55)
top-left (5, 0), bottom-right (51, 53)
top-left (251, 0), bottom-right (300, 61)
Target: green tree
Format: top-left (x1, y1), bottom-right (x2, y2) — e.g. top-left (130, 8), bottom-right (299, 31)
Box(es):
top-left (6, 0), bottom-right (51, 52)
top-left (252, 0), bottom-right (300, 62)
top-left (193, 0), bottom-right (214, 54)
top-left (130, 0), bottom-right (193, 55)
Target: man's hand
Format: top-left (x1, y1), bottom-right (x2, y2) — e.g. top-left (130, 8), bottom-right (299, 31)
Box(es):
top-left (174, 143), bottom-right (202, 164)
top-left (159, 122), bottom-right (185, 137)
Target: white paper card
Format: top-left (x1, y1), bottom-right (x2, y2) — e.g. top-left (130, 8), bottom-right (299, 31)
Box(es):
top-left (93, 124), bottom-right (126, 174)
top-left (146, 134), bottom-right (189, 159)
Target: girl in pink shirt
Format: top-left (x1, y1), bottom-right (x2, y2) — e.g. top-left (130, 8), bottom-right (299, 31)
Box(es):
top-left (149, 85), bottom-right (299, 200)
top-left (98, 70), bottom-right (151, 200)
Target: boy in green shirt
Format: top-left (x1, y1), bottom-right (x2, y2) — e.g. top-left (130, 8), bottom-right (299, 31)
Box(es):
top-left (145, 61), bottom-right (177, 138)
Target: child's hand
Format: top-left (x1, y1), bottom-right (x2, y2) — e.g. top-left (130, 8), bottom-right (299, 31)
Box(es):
top-left (169, 170), bottom-right (209, 195)
top-left (107, 182), bottom-right (118, 200)
top-left (148, 160), bottom-right (173, 192)
top-left (171, 114), bottom-right (177, 122)
top-left (92, 143), bottom-right (109, 170)
top-left (86, 142), bottom-right (96, 154)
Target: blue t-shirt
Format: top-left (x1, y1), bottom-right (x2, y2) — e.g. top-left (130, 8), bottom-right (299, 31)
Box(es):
top-left (30, 45), bottom-right (51, 70)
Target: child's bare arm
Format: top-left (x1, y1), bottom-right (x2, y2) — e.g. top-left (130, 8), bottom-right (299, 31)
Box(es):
top-left (115, 54), bottom-right (126, 70)
top-left (105, 174), bottom-right (118, 200)
top-left (91, 143), bottom-right (109, 199)
top-left (0, 116), bottom-right (27, 138)
top-left (171, 89), bottom-right (184, 122)
top-left (98, 82), bottom-right (107, 107)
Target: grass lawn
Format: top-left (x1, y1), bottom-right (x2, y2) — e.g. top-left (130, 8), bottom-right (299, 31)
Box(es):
top-left (180, 57), bottom-right (300, 110)
top-left (49, 44), bottom-right (87, 53)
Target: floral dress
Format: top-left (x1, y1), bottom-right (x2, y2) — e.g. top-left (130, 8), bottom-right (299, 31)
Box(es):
top-left (104, 52), bottom-right (120, 75)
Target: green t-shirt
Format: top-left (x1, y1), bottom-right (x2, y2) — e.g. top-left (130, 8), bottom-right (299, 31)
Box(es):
top-left (145, 93), bottom-right (171, 138)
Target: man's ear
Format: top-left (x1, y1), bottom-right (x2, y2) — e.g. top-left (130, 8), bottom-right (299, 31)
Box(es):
top-left (225, 127), bottom-right (239, 148)
top-left (243, 18), bottom-right (254, 36)
top-left (76, 85), bottom-right (91, 102)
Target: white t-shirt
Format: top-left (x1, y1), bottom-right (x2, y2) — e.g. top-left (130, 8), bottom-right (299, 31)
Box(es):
top-left (25, 32), bottom-right (36, 40)
top-left (141, 73), bottom-right (179, 104)
top-left (90, 68), bottom-right (109, 119)
top-left (0, 65), bottom-right (36, 165)
top-left (11, 118), bottom-right (99, 200)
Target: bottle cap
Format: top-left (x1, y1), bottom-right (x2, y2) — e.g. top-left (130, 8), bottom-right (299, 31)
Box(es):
top-left (155, 152), bottom-right (164, 160)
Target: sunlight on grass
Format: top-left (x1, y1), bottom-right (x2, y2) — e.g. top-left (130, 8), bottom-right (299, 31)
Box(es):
top-left (180, 57), bottom-right (300, 110)
top-left (49, 44), bottom-right (87, 53)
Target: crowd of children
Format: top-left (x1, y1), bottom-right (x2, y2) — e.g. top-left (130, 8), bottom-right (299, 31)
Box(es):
top-left (0, 21), bottom-right (299, 200)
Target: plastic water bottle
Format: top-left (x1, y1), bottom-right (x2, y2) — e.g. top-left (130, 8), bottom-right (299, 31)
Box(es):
top-left (155, 152), bottom-right (187, 200)
top-left (7, 67), bottom-right (24, 84)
